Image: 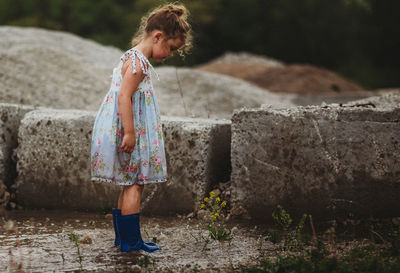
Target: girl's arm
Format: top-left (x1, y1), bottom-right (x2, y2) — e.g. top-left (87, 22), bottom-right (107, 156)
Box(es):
top-left (118, 55), bottom-right (145, 153)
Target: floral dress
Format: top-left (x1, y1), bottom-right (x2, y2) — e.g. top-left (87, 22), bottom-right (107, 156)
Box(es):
top-left (90, 48), bottom-right (168, 185)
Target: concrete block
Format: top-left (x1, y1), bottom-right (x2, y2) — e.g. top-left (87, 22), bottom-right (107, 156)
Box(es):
top-left (141, 116), bottom-right (231, 215)
top-left (15, 109), bottom-right (231, 214)
top-left (0, 103), bottom-right (35, 207)
top-left (231, 92), bottom-right (400, 221)
top-left (14, 109), bottom-right (116, 210)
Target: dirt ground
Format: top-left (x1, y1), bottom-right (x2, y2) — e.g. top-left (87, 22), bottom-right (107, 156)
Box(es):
top-left (196, 62), bottom-right (367, 94)
top-left (0, 209), bottom-right (275, 273)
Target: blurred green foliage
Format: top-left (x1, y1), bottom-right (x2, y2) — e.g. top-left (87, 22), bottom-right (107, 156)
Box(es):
top-left (0, 0), bottom-right (399, 89)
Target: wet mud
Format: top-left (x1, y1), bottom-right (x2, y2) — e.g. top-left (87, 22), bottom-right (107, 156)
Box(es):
top-left (0, 210), bottom-right (274, 272)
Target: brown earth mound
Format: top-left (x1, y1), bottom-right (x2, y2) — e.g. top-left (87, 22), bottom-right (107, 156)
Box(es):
top-left (197, 61), bottom-right (367, 94)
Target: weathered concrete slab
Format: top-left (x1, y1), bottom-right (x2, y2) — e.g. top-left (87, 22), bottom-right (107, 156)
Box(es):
top-left (231, 92), bottom-right (400, 221)
top-left (0, 103), bottom-right (35, 207)
top-left (14, 109), bottom-right (110, 210)
top-left (15, 109), bottom-right (231, 214)
top-left (141, 116), bottom-right (231, 215)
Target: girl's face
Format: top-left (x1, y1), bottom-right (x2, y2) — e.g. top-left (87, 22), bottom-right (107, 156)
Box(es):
top-left (151, 34), bottom-right (184, 62)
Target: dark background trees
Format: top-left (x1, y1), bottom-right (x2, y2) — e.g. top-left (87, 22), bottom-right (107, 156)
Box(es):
top-left (0, 0), bottom-right (398, 89)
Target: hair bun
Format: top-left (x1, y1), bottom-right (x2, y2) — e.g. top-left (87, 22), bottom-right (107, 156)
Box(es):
top-left (167, 5), bottom-right (184, 17)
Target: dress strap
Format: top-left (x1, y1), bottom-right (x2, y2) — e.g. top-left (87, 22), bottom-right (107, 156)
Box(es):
top-left (120, 48), bottom-right (160, 81)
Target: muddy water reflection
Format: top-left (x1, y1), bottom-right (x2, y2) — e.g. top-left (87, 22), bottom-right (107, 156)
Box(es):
top-left (1, 209), bottom-right (273, 272)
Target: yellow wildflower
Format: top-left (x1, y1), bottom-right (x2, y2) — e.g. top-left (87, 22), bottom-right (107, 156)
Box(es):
top-left (221, 201), bottom-right (227, 207)
top-left (214, 212), bottom-right (219, 217)
top-left (200, 203), bottom-right (206, 209)
top-left (216, 197), bottom-right (220, 202)
top-left (211, 215), bottom-right (217, 220)
top-left (209, 191), bottom-right (215, 197)
top-left (204, 197), bottom-right (209, 202)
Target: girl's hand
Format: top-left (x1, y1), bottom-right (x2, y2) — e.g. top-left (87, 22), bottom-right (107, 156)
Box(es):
top-left (121, 132), bottom-right (136, 153)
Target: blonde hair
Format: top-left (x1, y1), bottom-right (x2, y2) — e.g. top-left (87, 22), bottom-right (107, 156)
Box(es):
top-left (131, 3), bottom-right (193, 57)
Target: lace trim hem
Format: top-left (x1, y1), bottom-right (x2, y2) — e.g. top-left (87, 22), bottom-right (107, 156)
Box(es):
top-left (91, 176), bottom-right (167, 186)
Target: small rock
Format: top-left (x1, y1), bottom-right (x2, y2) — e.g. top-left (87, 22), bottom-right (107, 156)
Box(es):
top-left (130, 265), bottom-right (141, 273)
top-left (78, 235), bottom-right (92, 244)
top-left (105, 214), bottom-right (112, 219)
top-left (230, 226), bottom-right (238, 235)
top-left (230, 203), bottom-right (251, 220)
top-left (185, 212), bottom-right (195, 219)
top-left (196, 209), bottom-right (208, 220)
top-left (159, 232), bottom-right (168, 241)
top-left (3, 219), bottom-right (14, 231)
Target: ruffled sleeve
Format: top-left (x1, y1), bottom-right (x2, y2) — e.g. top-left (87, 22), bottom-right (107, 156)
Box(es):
top-left (130, 49), bottom-right (160, 81)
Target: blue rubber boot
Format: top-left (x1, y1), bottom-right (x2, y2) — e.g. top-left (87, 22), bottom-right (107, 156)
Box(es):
top-left (112, 208), bottom-right (121, 246)
top-left (117, 212), bottom-right (161, 253)
top-left (113, 209), bottom-right (157, 247)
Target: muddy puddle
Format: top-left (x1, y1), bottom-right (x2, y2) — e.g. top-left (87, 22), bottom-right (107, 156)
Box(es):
top-left (0, 209), bottom-right (275, 272)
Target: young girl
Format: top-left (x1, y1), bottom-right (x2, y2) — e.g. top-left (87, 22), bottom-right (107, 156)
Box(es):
top-left (90, 3), bottom-right (192, 253)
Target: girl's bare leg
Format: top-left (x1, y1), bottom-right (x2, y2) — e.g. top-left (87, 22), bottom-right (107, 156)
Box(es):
top-left (117, 188), bottom-right (124, 210)
top-left (121, 184), bottom-right (144, 215)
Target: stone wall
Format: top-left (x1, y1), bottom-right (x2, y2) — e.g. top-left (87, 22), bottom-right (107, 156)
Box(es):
top-left (14, 109), bottom-right (231, 214)
top-left (231, 92), bottom-right (400, 221)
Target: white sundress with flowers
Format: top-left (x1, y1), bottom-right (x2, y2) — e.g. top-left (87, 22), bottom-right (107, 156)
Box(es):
top-left (90, 48), bottom-right (168, 185)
